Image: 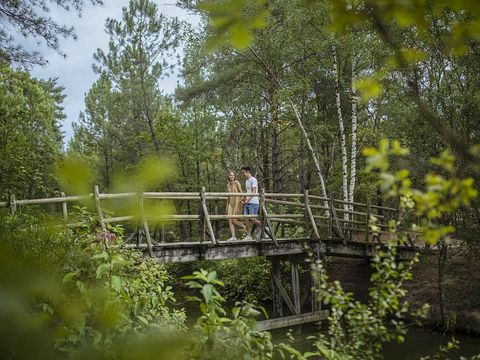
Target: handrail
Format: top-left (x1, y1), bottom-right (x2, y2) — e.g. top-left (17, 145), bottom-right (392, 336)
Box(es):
top-left (0, 191), bottom-right (399, 213)
top-left (0, 189), bottom-right (405, 247)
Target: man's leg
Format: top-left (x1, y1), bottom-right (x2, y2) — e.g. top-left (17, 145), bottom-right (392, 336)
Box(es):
top-left (244, 205), bottom-right (252, 236)
top-left (251, 204), bottom-right (263, 239)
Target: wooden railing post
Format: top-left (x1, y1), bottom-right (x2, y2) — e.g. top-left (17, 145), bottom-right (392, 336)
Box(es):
top-left (329, 192), bottom-right (345, 244)
top-left (60, 191), bottom-right (68, 221)
top-left (305, 190), bottom-right (320, 240)
top-left (328, 195), bottom-right (333, 239)
top-left (9, 194), bottom-right (16, 215)
top-left (303, 190), bottom-right (310, 238)
top-left (365, 198), bottom-right (371, 243)
top-left (260, 189), bottom-right (278, 246)
top-left (200, 187), bottom-right (217, 245)
top-left (93, 185), bottom-right (106, 231)
top-left (214, 200), bottom-right (220, 240)
top-left (139, 192), bottom-right (154, 257)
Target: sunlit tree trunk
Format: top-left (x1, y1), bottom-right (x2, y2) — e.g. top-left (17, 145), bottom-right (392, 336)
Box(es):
top-left (348, 56), bottom-right (358, 212)
top-left (332, 45), bottom-right (349, 219)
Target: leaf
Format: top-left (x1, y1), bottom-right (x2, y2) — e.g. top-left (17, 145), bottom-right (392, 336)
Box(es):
top-left (111, 275), bottom-right (122, 291)
top-left (63, 271), bottom-right (77, 283)
top-left (136, 315), bottom-right (149, 326)
top-left (96, 263), bottom-right (110, 279)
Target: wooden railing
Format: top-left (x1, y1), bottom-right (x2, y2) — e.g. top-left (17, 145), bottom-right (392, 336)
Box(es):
top-left (0, 188), bottom-right (402, 254)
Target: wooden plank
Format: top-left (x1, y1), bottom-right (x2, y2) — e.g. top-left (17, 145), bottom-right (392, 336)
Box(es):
top-left (265, 198), bottom-right (305, 207)
top-left (264, 193), bottom-right (304, 198)
top-left (206, 192), bottom-right (259, 197)
top-left (150, 239), bottom-right (418, 263)
top-left (15, 195), bottom-right (90, 205)
top-left (98, 192), bottom-right (136, 199)
top-left (256, 311), bottom-right (328, 331)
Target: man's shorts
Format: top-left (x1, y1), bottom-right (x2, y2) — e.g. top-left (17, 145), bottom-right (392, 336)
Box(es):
top-left (243, 203), bottom-right (259, 215)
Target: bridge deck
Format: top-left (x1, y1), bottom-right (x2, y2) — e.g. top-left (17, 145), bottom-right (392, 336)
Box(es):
top-left (142, 238), bottom-right (416, 263)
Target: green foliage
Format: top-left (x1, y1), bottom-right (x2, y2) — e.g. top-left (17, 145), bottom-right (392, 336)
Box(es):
top-left (0, 62), bottom-right (63, 199)
top-left (184, 269), bottom-right (282, 359)
top-left (201, 257), bottom-right (272, 303)
top-left (312, 248), bottom-right (427, 360)
top-left (0, 209), bottom-right (186, 359)
top-left (364, 140), bottom-right (478, 244)
top-left (199, 0), bottom-right (268, 49)
top-left (0, 0), bottom-right (102, 66)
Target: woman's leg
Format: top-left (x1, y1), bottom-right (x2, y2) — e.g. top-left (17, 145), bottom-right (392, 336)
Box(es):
top-left (232, 219), bottom-right (247, 231)
top-left (228, 219), bottom-right (236, 237)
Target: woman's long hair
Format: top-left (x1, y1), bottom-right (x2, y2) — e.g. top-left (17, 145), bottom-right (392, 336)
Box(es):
top-left (226, 170), bottom-right (236, 183)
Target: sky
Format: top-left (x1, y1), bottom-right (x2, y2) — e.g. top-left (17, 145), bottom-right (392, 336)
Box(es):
top-left (21, 0), bottom-right (199, 142)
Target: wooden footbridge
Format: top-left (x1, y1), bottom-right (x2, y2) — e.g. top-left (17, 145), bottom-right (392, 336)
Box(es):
top-left (1, 188), bottom-right (418, 331)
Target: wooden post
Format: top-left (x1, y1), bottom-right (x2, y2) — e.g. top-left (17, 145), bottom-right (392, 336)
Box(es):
top-left (303, 191), bottom-right (310, 238)
top-left (328, 194), bottom-right (334, 239)
top-left (9, 194), bottom-right (16, 215)
top-left (260, 189), bottom-right (278, 246)
top-left (161, 224), bottom-right (165, 243)
top-left (305, 190), bottom-right (320, 240)
top-left (271, 259), bottom-right (283, 318)
top-left (311, 263), bottom-right (322, 313)
top-left (93, 185), bottom-right (106, 231)
top-left (214, 200), bottom-right (220, 240)
top-left (139, 192), bottom-right (154, 257)
top-left (291, 261), bottom-right (301, 315)
top-left (365, 198), bottom-right (371, 243)
top-left (200, 187), bottom-right (217, 245)
top-left (60, 191), bottom-right (68, 221)
top-left (329, 193), bottom-right (345, 243)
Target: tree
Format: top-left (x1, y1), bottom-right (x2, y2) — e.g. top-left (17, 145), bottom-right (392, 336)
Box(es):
top-left (0, 0), bottom-right (102, 66)
top-left (93, 0), bottom-right (182, 156)
top-left (0, 62), bottom-right (64, 198)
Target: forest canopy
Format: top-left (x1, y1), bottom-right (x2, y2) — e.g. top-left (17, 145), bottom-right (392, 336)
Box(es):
top-left (1, 0), bottom-right (480, 359)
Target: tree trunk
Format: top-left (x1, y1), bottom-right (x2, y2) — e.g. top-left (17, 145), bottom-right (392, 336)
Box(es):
top-left (349, 56), bottom-right (358, 212)
top-left (332, 45), bottom-right (349, 219)
top-left (286, 96), bottom-right (328, 205)
top-left (437, 238), bottom-right (448, 330)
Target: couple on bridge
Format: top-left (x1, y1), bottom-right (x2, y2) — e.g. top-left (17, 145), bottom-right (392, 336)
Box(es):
top-left (226, 166), bottom-right (268, 241)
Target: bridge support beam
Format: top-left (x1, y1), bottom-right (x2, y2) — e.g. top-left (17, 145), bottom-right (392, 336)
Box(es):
top-left (271, 258), bottom-right (283, 318)
top-left (269, 255), bottom-right (325, 331)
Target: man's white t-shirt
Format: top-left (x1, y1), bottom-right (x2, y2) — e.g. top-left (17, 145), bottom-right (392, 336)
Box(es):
top-left (245, 176), bottom-right (259, 204)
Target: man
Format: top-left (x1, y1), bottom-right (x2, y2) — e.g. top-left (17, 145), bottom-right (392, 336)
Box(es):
top-left (241, 166), bottom-right (262, 240)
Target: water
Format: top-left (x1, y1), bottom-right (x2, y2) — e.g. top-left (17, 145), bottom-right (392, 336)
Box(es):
top-left (275, 326), bottom-right (480, 359)
top-left (384, 327), bottom-right (480, 359)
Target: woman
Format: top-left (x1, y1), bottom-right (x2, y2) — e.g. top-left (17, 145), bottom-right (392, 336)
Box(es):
top-left (226, 170), bottom-right (247, 241)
